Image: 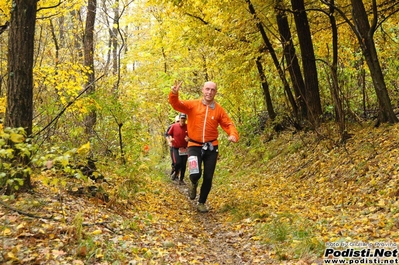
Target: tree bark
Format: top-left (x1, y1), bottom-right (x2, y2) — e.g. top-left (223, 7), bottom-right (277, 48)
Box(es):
top-left (84, 0), bottom-right (97, 136)
top-left (5, 0), bottom-right (39, 192)
top-left (245, 0), bottom-right (298, 118)
top-left (351, 0), bottom-right (398, 124)
top-left (255, 56), bottom-right (276, 120)
top-left (275, 4), bottom-right (307, 119)
top-left (324, 0), bottom-right (346, 137)
top-left (5, 0), bottom-right (38, 136)
top-left (291, 0), bottom-right (322, 126)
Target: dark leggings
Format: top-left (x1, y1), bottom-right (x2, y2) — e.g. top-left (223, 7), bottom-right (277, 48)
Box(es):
top-left (188, 146), bottom-right (218, 204)
top-left (172, 148), bottom-right (188, 180)
top-left (169, 147), bottom-right (174, 173)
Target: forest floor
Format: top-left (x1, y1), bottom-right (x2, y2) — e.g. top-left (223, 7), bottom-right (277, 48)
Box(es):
top-left (0, 172), bottom-right (276, 265)
top-left (1, 122), bottom-right (399, 264)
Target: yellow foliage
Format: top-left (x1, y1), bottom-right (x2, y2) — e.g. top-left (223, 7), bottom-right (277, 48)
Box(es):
top-left (0, 2), bottom-right (10, 23)
top-left (10, 132), bottom-right (25, 143)
top-left (77, 142), bottom-right (90, 155)
top-left (34, 62), bottom-right (90, 115)
top-left (0, 97), bottom-right (5, 114)
top-left (91, 229), bottom-right (102, 235)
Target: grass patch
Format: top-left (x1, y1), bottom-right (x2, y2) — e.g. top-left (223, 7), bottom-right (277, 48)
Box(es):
top-left (256, 213), bottom-right (324, 260)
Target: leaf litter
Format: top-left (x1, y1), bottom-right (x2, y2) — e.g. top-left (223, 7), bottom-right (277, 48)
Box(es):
top-left (1, 122), bottom-right (399, 264)
top-left (0, 170), bottom-right (273, 264)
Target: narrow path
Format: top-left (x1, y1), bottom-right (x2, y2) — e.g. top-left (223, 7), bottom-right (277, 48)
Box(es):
top-left (160, 178), bottom-right (274, 264)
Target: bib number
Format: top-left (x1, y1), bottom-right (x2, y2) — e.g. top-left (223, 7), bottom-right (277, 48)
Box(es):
top-left (188, 156), bottom-right (199, 174)
top-left (178, 147), bottom-right (188, 156)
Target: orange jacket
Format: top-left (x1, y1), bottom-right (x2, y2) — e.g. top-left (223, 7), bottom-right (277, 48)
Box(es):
top-left (169, 92), bottom-right (239, 147)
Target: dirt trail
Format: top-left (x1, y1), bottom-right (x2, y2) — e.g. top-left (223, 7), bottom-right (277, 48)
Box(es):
top-left (163, 179), bottom-right (274, 264)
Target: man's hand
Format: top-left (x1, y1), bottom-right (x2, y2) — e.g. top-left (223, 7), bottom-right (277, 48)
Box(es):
top-left (228, 135), bottom-right (237, 143)
top-left (171, 80), bottom-right (183, 94)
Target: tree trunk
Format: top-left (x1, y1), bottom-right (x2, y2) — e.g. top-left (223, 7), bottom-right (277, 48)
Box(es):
top-left (351, 0), bottom-right (398, 124)
top-left (112, 0), bottom-right (120, 92)
top-left (275, 4), bottom-right (307, 119)
top-left (5, 0), bottom-right (38, 135)
top-left (5, 0), bottom-right (39, 192)
top-left (291, 0), bottom-right (322, 126)
top-left (245, 0), bottom-right (298, 118)
top-left (255, 56), bottom-right (276, 120)
top-left (325, 0), bottom-right (346, 137)
top-left (84, 0), bottom-right (97, 136)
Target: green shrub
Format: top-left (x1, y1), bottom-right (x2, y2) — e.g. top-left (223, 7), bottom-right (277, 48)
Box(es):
top-left (0, 127), bottom-right (36, 193)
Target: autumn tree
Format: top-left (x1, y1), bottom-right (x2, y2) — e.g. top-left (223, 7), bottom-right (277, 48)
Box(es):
top-left (83, 0), bottom-right (97, 137)
top-left (255, 56), bottom-right (276, 120)
top-left (291, 0), bottom-right (322, 126)
top-left (349, 0), bottom-right (398, 124)
top-left (3, 0), bottom-right (39, 192)
top-left (245, 0), bottom-right (297, 121)
top-left (319, 0), bottom-right (346, 138)
top-left (275, 0), bottom-right (307, 120)
top-left (5, 0), bottom-right (38, 136)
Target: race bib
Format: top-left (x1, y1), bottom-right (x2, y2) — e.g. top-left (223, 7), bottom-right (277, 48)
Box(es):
top-left (178, 147), bottom-right (188, 156)
top-left (188, 156), bottom-right (199, 174)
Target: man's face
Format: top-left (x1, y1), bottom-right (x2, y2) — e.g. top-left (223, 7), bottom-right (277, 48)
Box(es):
top-left (179, 117), bottom-right (186, 125)
top-left (202, 83), bottom-right (217, 102)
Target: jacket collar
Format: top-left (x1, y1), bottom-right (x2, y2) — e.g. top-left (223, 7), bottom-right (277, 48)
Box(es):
top-left (201, 99), bottom-right (215, 109)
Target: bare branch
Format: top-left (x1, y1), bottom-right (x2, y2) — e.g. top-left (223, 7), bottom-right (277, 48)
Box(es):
top-left (370, 0), bottom-right (378, 34)
top-left (0, 21), bottom-right (9, 35)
